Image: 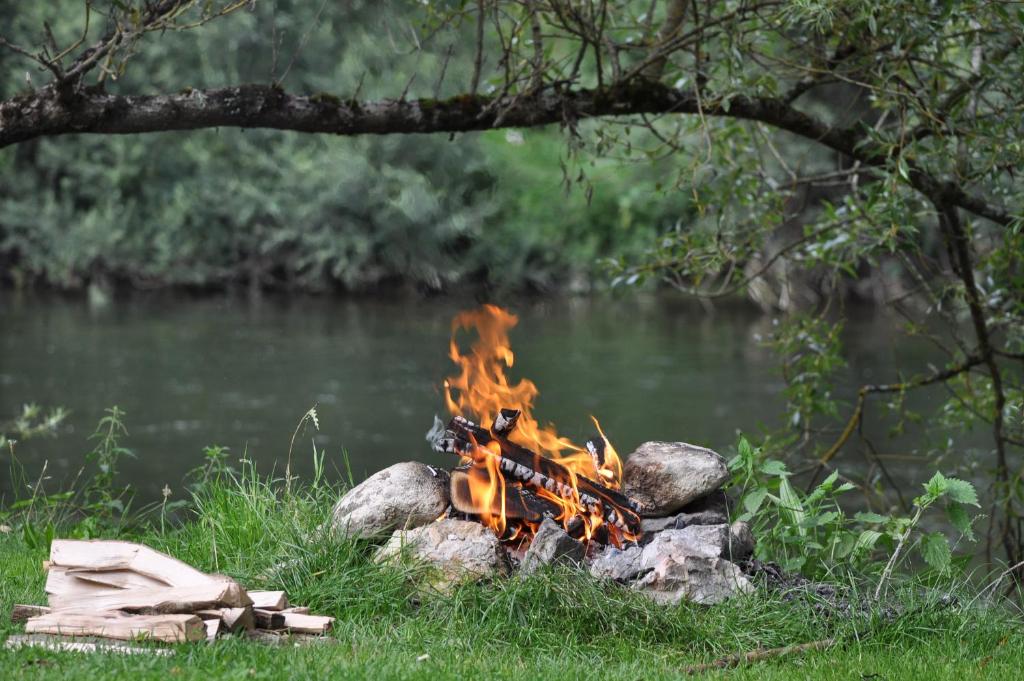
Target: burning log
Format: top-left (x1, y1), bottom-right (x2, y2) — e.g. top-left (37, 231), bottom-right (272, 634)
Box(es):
top-left (449, 464), bottom-right (563, 524)
top-left (433, 414), bottom-right (643, 537)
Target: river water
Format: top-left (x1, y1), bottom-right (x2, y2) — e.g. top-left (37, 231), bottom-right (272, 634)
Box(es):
top-left (0, 292), bottom-right (978, 505)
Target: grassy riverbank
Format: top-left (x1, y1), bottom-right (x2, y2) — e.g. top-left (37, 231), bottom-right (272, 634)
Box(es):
top-left (2, 467), bottom-right (1022, 680)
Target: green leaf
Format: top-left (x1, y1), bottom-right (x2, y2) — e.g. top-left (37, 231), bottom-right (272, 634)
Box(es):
top-left (855, 529), bottom-right (883, 553)
top-left (943, 478), bottom-right (980, 507)
top-left (947, 503), bottom-right (976, 541)
top-left (924, 471), bottom-right (949, 500)
top-left (743, 487), bottom-right (769, 515)
top-left (854, 512), bottom-right (888, 524)
top-left (920, 532), bottom-right (952, 571)
top-left (760, 459), bottom-right (788, 476)
top-left (778, 476), bottom-right (807, 536)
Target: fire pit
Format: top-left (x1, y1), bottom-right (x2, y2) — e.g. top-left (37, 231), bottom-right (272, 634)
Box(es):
top-left (332, 305), bottom-right (755, 604)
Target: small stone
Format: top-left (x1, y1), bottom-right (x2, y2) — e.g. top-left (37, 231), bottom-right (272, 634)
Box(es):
top-left (623, 442), bottom-right (730, 517)
top-left (589, 544), bottom-right (644, 583)
top-left (519, 519), bottom-right (586, 574)
top-left (330, 462), bottom-right (449, 538)
top-left (729, 521), bottom-right (756, 560)
top-left (376, 518), bottom-right (510, 588)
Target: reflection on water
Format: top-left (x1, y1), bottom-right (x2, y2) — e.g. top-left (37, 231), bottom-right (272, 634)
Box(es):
top-left (0, 292), bottom-right (976, 503)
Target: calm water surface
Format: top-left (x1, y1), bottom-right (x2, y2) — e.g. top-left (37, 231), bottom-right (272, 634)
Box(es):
top-left (0, 293), bottom-right (958, 503)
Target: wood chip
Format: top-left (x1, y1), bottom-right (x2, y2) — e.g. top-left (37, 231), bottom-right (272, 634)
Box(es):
top-left (203, 618), bottom-right (221, 642)
top-left (248, 590), bottom-right (288, 611)
top-left (195, 606), bottom-right (254, 632)
top-left (280, 612), bottom-right (334, 635)
top-left (253, 609), bottom-right (286, 630)
top-left (25, 612), bottom-right (205, 643)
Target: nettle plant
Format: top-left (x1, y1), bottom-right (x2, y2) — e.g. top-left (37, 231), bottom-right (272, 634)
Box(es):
top-left (729, 436), bottom-right (980, 583)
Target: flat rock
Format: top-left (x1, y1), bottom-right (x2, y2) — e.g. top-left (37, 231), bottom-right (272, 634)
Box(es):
top-left (588, 545), bottom-right (644, 583)
top-left (641, 524), bottom-right (753, 562)
top-left (640, 510), bottom-right (728, 535)
top-left (622, 442), bottom-right (730, 517)
top-left (331, 462), bottom-right (449, 538)
top-left (376, 519), bottom-right (510, 587)
top-left (634, 554), bottom-right (754, 605)
top-left (519, 519), bottom-right (586, 574)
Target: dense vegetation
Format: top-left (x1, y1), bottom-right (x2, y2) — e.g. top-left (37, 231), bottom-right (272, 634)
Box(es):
top-left (0, 2), bottom-right (686, 294)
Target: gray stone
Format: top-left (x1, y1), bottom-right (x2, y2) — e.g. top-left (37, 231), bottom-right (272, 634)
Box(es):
top-left (640, 510), bottom-right (729, 535)
top-left (519, 519), bottom-right (586, 574)
top-left (641, 524), bottom-right (753, 562)
top-left (633, 554), bottom-right (754, 605)
top-left (376, 519), bottom-right (510, 587)
top-left (331, 462), bottom-right (449, 538)
top-left (620, 523), bottom-right (755, 604)
top-left (623, 442), bottom-right (730, 517)
top-left (729, 521), bottom-right (756, 560)
top-left (588, 544), bottom-right (644, 583)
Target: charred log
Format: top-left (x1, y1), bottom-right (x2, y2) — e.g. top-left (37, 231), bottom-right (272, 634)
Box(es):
top-left (449, 464), bottom-right (563, 523)
top-left (585, 435), bottom-right (606, 471)
top-left (491, 408), bottom-right (520, 436)
top-left (433, 415), bottom-right (643, 534)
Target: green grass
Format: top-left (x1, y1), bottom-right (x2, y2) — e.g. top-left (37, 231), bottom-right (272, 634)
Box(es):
top-left (1, 466), bottom-right (1022, 680)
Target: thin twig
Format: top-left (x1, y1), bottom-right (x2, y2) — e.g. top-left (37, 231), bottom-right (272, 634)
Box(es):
top-left (684, 638), bottom-right (836, 674)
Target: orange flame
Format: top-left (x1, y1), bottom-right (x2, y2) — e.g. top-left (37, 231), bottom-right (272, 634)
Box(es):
top-left (443, 305), bottom-right (629, 543)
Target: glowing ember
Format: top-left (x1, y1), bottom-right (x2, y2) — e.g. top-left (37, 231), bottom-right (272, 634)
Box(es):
top-left (441, 304), bottom-right (639, 546)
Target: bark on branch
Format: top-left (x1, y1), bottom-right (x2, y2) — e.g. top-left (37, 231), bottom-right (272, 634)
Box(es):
top-left (0, 81), bottom-right (1012, 226)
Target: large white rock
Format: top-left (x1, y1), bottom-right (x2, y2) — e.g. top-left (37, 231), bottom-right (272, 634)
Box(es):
top-left (330, 462), bottom-right (449, 537)
top-left (633, 554), bottom-right (754, 605)
top-left (623, 442), bottom-right (730, 517)
top-left (376, 519), bottom-right (510, 587)
top-left (632, 525), bottom-right (754, 604)
top-left (641, 524), bottom-right (753, 562)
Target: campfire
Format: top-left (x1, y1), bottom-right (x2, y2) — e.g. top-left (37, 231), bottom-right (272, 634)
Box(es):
top-left (428, 305), bottom-right (643, 549)
top-left (335, 304), bottom-right (754, 605)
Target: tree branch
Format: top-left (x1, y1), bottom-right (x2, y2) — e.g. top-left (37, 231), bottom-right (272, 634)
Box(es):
top-left (0, 81), bottom-right (1013, 227)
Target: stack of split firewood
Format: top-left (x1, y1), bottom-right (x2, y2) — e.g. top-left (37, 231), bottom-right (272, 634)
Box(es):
top-left (7, 539), bottom-right (333, 649)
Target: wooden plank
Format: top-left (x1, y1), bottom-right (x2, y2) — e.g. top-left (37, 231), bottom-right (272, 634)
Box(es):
top-left (281, 606), bottom-right (310, 615)
top-left (248, 590), bottom-right (288, 611)
top-left (25, 612), bottom-right (205, 643)
top-left (48, 579), bottom-right (252, 612)
top-left (11, 604), bottom-right (51, 623)
top-left (49, 540), bottom-right (213, 587)
top-left (281, 612), bottom-right (334, 635)
top-left (5, 634), bottom-right (174, 656)
top-left (252, 609), bottom-right (286, 630)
